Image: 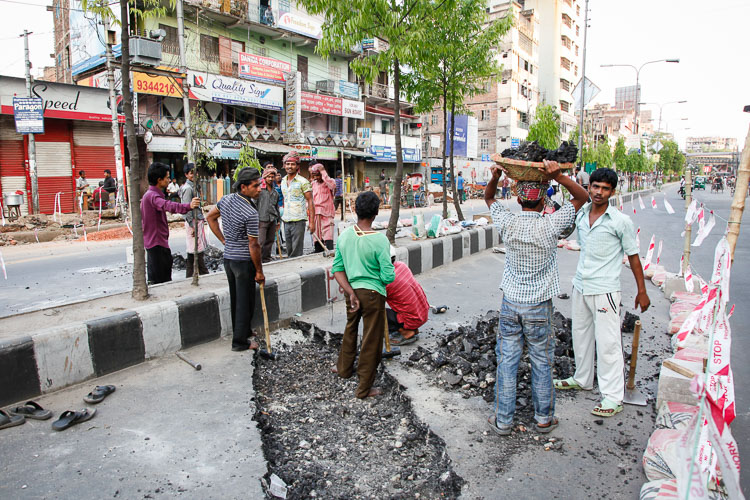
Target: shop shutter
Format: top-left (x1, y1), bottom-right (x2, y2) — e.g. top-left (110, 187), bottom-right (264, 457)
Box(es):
top-left (36, 142), bottom-right (73, 214)
top-left (35, 118), bottom-right (70, 143)
top-left (0, 116), bottom-right (25, 177)
top-left (0, 176), bottom-right (29, 215)
top-left (73, 122), bottom-right (117, 182)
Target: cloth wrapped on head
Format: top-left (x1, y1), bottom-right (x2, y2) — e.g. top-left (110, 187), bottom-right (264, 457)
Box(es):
top-left (263, 166), bottom-right (278, 178)
top-left (515, 181), bottom-right (549, 202)
top-left (282, 151), bottom-right (300, 164)
top-left (309, 163), bottom-right (324, 174)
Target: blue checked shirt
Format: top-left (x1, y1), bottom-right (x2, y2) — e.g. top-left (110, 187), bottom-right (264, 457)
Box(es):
top-left (491, 201), bottom-right (576, 304)
top-left (573, 203), bottom-right (639, 295)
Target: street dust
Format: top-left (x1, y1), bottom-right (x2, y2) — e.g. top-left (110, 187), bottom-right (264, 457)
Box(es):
top-left (252, 320), bottom-right (464, 500)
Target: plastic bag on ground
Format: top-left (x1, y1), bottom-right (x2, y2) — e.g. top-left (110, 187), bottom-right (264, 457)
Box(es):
top-left (655, 402), bottom-right (700, 430)
top-left (412, 213), bottom-right (426, 240)
top-left (643, 429), bottom-right (683, 481)
top-left (427, 214), bottom-right (442, 238)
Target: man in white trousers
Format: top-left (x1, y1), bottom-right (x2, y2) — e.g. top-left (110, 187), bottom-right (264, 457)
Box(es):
top-left (554, 167), bottom-right (650, 417)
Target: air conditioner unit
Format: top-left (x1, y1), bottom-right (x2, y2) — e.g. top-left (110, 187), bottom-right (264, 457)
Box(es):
top-left (315, 80), bottom-right (336, 93)
top-left (129, 37), bottom-right (162, 67)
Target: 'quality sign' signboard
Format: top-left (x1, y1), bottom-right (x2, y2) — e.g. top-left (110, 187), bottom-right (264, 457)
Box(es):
top-left (13, 97), bottom-right (45, 134)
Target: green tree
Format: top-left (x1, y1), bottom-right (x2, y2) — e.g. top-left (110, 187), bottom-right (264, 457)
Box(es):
top-left (298, 0), bottom-right (453, 242)
top-left (594, 139), bottom-right (613, 169)
top-left (401, 0), bottom-right (512, 220)
top-left (526, 104), bottom-right (561, 150)
top-left (613, 136), bottom-right (628, 171)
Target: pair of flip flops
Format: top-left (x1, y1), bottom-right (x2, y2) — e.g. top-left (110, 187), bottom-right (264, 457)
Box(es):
top-left (52, 409), bottom-right (97, 431)
top-left (0, 401), bottom-right (53, 430)
top-left (83, 385), bottom-right (116, 404)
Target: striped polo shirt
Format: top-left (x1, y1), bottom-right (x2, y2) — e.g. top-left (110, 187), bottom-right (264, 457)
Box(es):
top-left (216, 193), bottom-right (259, 261)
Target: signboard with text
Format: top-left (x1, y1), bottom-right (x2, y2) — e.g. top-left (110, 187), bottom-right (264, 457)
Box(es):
top-left (367, 145), bottom-right (421, 163)
top-left (285, 71), bottom-right (304, 143)
top-left (188, 71), bottom-right (283, 111)
top-left (301, 91), bottom-right (364, 118)
top-left (238, 52), bottom-right (291, 84)
top-left (133, 72), bottom-right (184, 97)
top-left (13, 97), bottom-right (44, 134)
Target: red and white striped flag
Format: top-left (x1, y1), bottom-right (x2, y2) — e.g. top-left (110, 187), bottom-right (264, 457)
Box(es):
top-left (618, 194), bottom-right (623, 211)
top-left (728, 304), bottom-right (735, 318)
top-left (664, 198), bottom-right (675, 214)
top-left (656, 240), bottom-right (663, 264)
top-left (635, 226), bottom-right (641, 254)
top-left (638, 194), bottom-right (646, 210)
top-left (651, 196), bottom-right (657, 209)
top-left (679, 255), bottom-right (684, 277)
top-left (0, 249), bottom-right (6, 279)
top-left (643, 235), bottom-right (656, 270)
top-left (684, 264), bottom-right (694, 292)
top-left (633, 201), bottom-right (637, 215)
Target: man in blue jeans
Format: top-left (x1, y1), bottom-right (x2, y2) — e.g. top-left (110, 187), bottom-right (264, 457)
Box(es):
top-left (484, 160), bottom-right (589, 435)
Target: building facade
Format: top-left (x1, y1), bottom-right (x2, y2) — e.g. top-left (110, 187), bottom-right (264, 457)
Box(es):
top-left (49, 0), bottom-right (73, 83)
top-left (685, 137), bottom-right (738, 153)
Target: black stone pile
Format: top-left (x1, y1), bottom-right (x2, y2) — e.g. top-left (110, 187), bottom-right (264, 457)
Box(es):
top-left (252, 320), bottom-right (464, 500)
top-left (171, 245), bottom-right (224, 272)
top-left (501, 140), bottom-right (578, 163)
top-left (404, 310), bottom-right (576, 421)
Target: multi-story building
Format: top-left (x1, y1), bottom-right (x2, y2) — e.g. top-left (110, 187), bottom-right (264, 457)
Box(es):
top-left (615, 85), bottom-right (640, 110)
top-left (48, 0), bottom-right (73, 83)
top-left (685, 137), bottom-right (738, 153)
top-left (582, 103), bottom-right (652, 146)
top-left (525, 0), bottom-right (583, 139)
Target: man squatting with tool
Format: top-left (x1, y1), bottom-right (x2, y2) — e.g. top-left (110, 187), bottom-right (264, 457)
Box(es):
top-left (554, 168), bottom-right (650, 417)
top-left (386, 247), bottom-right (430, 346)
top-left (206, 168), bottom-right (265, 352)
top-left (485, 160), bottom-right (589, 436)
top-left (309, 163), bottom-right (336, 252)
top-left (280, 151), bottom-right (315, 257)
top-left (331, 191), bottom-right (395, 398)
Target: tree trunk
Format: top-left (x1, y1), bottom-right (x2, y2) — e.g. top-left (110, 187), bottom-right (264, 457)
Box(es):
top-left (727, 123), bottom-right (750, 262)
top-left (120, 3), bottom-right (149, 300)
top-left (191, 177), bottom-right (200, 286)
top-left (386, 59), bottom-right (404, 244)
top-left (441, 91), bottom-right (448, 219)
top-left (449, 100), bottom-right (464, 221)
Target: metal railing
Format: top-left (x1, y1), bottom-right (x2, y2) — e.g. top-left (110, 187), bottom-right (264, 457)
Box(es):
top-left (517, 120), bottom-right (530, 130)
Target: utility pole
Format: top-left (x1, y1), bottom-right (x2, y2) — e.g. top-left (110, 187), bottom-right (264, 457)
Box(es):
top-left (21, 30), bottom-right (39, 214)
top-left (576, 0), bottom-right (589, 166)
top-left (177, 0), bottom-right (192, 163)
top-left (103, 12), bottom-right (124, 210)
top-left (682, 164), bottom-right (692, 274)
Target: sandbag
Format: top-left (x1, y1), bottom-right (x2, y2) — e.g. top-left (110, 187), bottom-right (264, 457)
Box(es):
top-left (643, 429), bottom-right (682, 481)
top-left (645, 264), bottom-right (664, 280)
top-left (654, 402), bottom-right (699, 430)
top-left (651, 269), bottom-right (668, 287)
top-left (671, 331), bottom-right (708, 353)
top-left (669, 291), bottom-right (702, 304)
top-left (668, 312), bottom-right (690, 335)
top-left (670, 301), bottom-right (697, 319)
top-left (674, 348), bottom-right (706, 363)
top-left (639, 479), bottom-right (725, 500)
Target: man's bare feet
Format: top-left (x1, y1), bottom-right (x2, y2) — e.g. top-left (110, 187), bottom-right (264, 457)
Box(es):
top-left (366, 387), bottom-right (383, 398)
top-left (398, 328), bottom-right (417, 340)
top-left (330, 366), bottom-right (338, 374)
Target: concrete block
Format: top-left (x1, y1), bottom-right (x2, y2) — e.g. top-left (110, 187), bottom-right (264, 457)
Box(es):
top-left (469, 230), bottom-right (479, 254)
top-left (135, 302), bottom-right (181, 359)
top-left (275, 273), bottom-right (302, 319)
top-left (656, 357), bottom-right (702, 411)
top-left (175, 293), bottom-right (221, 349)
top-left (214, 288), bottom-right (233, 337)
top-left (663, 276), bottom-right (701, 300)
top-left (407, 244), bottom-right (422, 275)
top-left (252, 280), bottom-right (279, 328)
top-left (443, 234), bottom-right (453, 264)
top-left (419, 240), bottom-right (433, 272)
top-left (393, 245), bottom-right (409, 265)
top-left (32, 323), bottom-right (93, 393)
top-left (452, 234), bottom-right (463, 261)
top-left (432, 240), bottom-right (444, 268)
top-left (87, 311), bottom-right (145, 377)
top-left (299, 267), bottom-right (327, 311)
top-left (0, 336), bottom-right (40, 406)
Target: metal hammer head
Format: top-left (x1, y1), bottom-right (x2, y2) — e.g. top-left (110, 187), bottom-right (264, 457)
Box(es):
top-left (258, 349), bottom-right (279, 361)
top-left (382, 347), bottom-right (401, 359)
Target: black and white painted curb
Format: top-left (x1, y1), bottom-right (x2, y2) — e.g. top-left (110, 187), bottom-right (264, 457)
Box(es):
top-left (0, 226), bottom-right (500, 406)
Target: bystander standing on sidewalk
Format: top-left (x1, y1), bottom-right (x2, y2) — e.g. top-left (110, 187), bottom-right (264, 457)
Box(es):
top-left (258, 166), bottom-right (280, 263)
top-left (484, 160), bottom-right (589, 436)
top-left (206, 168), bottom-right (264, 352)
top-left (102, 169), bottom-right (117, 194)
top-left (180, 163), bottom-right (209, 278)
top-left (310, 163), bottom-right (336, 252)
top-left (331, 191), bottom-right (395, 399)
top-left (456, 172), bottom-right (465, 204)
top-left (141, 162), bottom-right (200, 284)
top-left (334, 171), bottom-right (344, 221)
top-left (280, 151), bottom-right (315, 257)
top-left (554, 168), bottom-right (650, 418)
top-left (76, 170), bottom-right (90, 208)
top-left (575, 167), bottom-right (590, 190)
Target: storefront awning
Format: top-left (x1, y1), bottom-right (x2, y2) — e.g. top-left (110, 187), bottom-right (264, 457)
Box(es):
top-left (343, 149), bottom-right (374, 158)
top-left (245, 142), bottom-right (297, 155)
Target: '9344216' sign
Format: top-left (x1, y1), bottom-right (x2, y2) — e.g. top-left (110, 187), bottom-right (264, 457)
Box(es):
top-left (133, 72), bottom-right (184, 98)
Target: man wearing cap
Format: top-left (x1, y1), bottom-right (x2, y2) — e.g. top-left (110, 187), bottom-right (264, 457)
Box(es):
top-left (258, 165), bottom-right (281, 263)
top-left (280, 151), bottom-right (315, 257)
top-left (206, 169), bottom-right (264, 352)
top-left (309, 163), bottom-right (336, 252)
top-left (181, 163), bottom-right (209, 278)
top-left (484, 160), bottom-right (589, 437)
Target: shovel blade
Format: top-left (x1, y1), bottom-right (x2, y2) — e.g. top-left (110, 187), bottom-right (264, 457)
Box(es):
top-left (623, 388), bottom-right (647, 406)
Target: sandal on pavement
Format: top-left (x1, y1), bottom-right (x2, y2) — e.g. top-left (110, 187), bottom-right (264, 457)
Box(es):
top-left (535, 417), bottom-right (559, 434)
top-left (554, 377), bottom-right (583, 390)
top-left (391, 333), bottom-right (419, 346)
top-left (9, 401), bottom-right (52, 420)
top-left (83, 385), bottom-right (116, 404)
top-left (52, 408), bottom-right (96, 431)
top-left (0, 409), bottom-right (25, 430)
top-left (591, 399), bottom-right (623, 418)
top-left (487, 415), bottom-right (512, 436)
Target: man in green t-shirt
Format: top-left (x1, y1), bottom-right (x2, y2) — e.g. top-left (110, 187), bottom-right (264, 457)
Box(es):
top-left (331, 191), bottom-right (395, 398)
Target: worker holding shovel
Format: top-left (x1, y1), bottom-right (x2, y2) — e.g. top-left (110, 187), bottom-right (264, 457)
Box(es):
top-left (554, 168), bottom-right (650, 417)
top-left (485, 160), bottom-right (589, 437)
top-left (309, 163), bottom-right (336, 253)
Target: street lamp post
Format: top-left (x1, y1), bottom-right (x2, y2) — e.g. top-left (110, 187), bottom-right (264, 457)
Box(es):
top-left (639, 100), bottom-right (687, 141)
top-left (600, 58), bottom-right (680, 135)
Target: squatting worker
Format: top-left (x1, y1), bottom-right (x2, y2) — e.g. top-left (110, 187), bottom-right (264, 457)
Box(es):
top-left (206, 168), bottom-right (265, 352)
top-left (181, 163), bottom-right (209, 278)
top-left (484, 160), bottom-right (589, 436)
top-left (309, 163), bottom-right (336, 252)
top-left (331, 191), bottom-right (395, 399)
top-left (554, 168), bottom-right (650, 417)
top-left (257, 166), bottom-right (281, 263)
top-left (280, 151), bottom-right (315, 257)
top-left (386, 247), bottom-right (429, 346)
top-left (141, 162), bottom-right (200, 284)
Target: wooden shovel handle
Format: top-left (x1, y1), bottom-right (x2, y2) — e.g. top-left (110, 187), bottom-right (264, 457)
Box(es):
top-left (260, 283), bottom-right (272, 354)
top-left (383, 309), bottom-right (392, 353)
top-left (626, 320), bottom-right (642, 390)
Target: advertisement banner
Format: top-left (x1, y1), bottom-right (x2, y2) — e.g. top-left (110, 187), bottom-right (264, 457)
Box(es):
top-left (238, 52), bottom-right (291, 83)
top-left (338, 81), bottom-right (360, 99)
top-left (13, 97), bottom-right (44, 134)
top-left (444, 113), bottom-right (468, 157)
top-left (301, 92), bottom-right (364, 118)
top-left (276, 10), bottom-right (322, 39)
top-left (466, 116), bottom-right (478, 159)
top-left (316, 146), bottom-right (339, 160)
top-left (341, 99), bottom-right (364, 119)
top-left (367, 145), bottom-right (421, 163)
top-left (133, 72), bottom-right (184, 97)
top-left (285, 71), bottom-right (303, 143)
top-left (356, 127), bottom-right (371, 148)
top-left (187, 71), bottom-right (283, 111)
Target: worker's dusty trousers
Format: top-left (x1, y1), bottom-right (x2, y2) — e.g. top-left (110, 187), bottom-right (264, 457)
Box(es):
top-left (570, 289), bottom-right (624, 404)
top-left (337, 288), bottom-right (385, 398)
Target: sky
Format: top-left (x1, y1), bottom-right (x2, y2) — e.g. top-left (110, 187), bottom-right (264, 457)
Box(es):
top-left (0, 0), bottom-right (748, 150)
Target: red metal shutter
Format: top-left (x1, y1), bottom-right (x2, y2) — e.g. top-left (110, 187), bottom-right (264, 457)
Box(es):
top-left (73, 122), bottom-right (117, 186)
top-left (36, 120), bottom-right (73, 214)
top-left (0, 116), bottom-right (28, 214)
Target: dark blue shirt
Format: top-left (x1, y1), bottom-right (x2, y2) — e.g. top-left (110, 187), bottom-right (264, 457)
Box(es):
top-left (216, 193), bottom-right (259, 261)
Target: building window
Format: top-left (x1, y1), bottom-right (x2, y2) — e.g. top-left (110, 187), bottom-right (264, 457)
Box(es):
top-left (431, 114), bottom-right (438, 125)
top-left (574, 65), bottom-right (578, 76)
top-left (519, 33), bottom-right (532, 55)
top-left (159, 24), bottom-right (179, 54)
top-left (200, 35), bottom-right (219, 63)
top-left (381, 119), bottom-right (392, 134)
top-left (329, 115), bottom-right (342, 133)
top-left (560, 79), bottom-right (570, 92)
top-left (575, 44), bottom-right (579, 56)
top-left (577, 4), bottom-right (581, 15)
top-left (576, 25), bottom-right (580, 36)
top-left (329, 65), bottom-right (341, 81)
top-left (560, 101), bottom-right (570, 113)
top-left (481, 109), bottom-right (491, 121)
top-left (480, 138), bottom-right (490, 150)
top-left (254, 46), bottom-right (268, 57)
top-left (561, 57), bottom-right (570, 70)
top-left (562, 13), bottom-right (572, 28)
top-left (231, 40), bottom-right (244, 77)
top-left (484, 80), bottom-right (492, 93)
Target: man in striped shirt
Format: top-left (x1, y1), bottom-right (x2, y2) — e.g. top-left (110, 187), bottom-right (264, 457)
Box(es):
top-left (485, 160), bottom-right (589, 437)
top-left (206, 168), bottom-right (264, 352)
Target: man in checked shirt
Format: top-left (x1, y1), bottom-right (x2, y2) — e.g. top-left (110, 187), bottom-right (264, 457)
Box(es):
top-left (485, 160), bottom-right (589, 436)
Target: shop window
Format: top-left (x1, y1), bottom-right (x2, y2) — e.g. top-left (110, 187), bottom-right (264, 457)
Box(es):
top-left (381, 119), bottom-right (392, 134)
top-left (200, 35), bottom-right (219, 63)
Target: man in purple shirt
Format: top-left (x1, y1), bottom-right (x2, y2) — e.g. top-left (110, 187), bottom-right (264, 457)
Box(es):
top-left (141, 162), bottom-right (199, 284)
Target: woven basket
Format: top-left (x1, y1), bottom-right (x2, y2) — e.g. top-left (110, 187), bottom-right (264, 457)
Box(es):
top-left (490, 154), bottom-right (574, 182)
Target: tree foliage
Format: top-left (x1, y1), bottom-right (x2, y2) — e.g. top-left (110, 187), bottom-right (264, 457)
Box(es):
top-left (654, 140), bottom-right (685, 175)
top-left (186, 106), bottom-right (218, 175)
top-left (526, 104), bottom-right (561, 150)
top-left (613, 136), bottom-right (628, 170)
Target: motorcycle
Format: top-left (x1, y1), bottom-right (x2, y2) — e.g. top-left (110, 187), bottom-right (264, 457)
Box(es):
top-left (679, 185), bottom-right (686, 200)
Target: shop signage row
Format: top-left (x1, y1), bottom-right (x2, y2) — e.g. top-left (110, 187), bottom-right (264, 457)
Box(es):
top-left (188, 71), bottom-right (284, 111)
top-left (300, 92), bottom-right (364, 119)
top-left (367, 145), bottom-right (421, 163)
top-left (238, 52), bottom-right (291, 84)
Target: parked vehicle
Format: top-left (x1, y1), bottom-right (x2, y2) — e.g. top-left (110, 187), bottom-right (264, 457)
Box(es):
top-left (430, 166), bottom-right (452, 186)
top-left (693, 176), bottom-right (706, 190)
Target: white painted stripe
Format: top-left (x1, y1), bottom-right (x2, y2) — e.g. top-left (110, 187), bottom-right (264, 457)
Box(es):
top-left (394, 245), bottom-right (409, 266)
top-left (478, 228), bottom-right (487, 251)
top-left (274, 273), bottom-right (302, 318)
top-left (135, 301), bottom-right (181, 358)
top-left (213, 288), bottom-right (233, 337)
top-left (443, 234), bottom-right (453, 264)
top-left (32, 323), bottom-right (93, 393)
top-left (419, 240), bottom-right (433, 273)
top-left (461, 232), bottom-right (471, 255)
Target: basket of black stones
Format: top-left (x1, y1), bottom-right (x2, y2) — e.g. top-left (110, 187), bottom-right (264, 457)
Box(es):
top-left (490, 140), bottom-right (578, 182)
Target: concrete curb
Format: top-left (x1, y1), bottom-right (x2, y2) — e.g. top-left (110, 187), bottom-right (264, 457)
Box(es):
top-left (0, 226), bottom-right (499, 406)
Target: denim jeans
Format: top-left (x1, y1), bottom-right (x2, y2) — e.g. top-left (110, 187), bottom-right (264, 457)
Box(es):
top-left (494, 297), bottom-right (555, 426)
